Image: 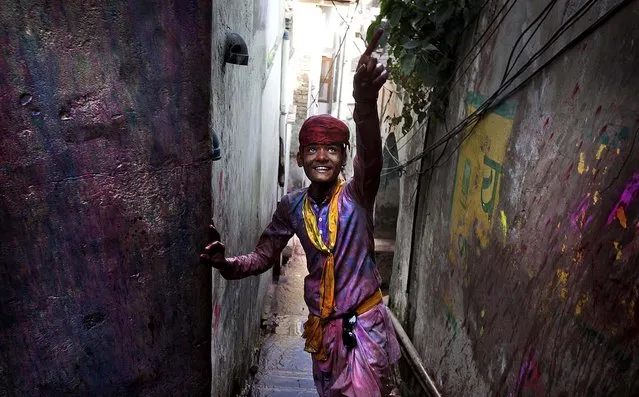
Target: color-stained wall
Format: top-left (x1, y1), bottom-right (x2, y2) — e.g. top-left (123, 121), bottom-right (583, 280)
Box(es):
top-left (0, 1), bottom-right (212, 396)
top-left (390, 0), bottom-right (639, 395)
top-left (210, 1), bottom-right (286, 396)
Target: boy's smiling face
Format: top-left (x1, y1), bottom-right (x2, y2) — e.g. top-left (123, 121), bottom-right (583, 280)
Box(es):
top-left (297, 143), bottom-right (345, 184)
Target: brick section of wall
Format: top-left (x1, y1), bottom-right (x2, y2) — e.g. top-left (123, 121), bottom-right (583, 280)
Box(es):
top-left (288, 53), bottom-right (313, 191)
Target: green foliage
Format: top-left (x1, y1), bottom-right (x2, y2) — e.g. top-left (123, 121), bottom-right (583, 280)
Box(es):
top-left (368, 0), bottom-right (480, 134)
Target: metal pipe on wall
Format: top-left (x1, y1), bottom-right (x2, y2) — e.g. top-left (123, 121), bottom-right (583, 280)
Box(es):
top-left (279, 30), bottom-right (291, 197)
top-left (387, 307), bottom-right (443, 397)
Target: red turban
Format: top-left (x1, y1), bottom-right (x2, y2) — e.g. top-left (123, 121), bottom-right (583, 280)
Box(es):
top-left (299, 114), bottom-right (349, 147)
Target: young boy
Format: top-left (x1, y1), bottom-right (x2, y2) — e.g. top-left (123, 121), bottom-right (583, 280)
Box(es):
top-left (200, 30), bottom-right (401, 396)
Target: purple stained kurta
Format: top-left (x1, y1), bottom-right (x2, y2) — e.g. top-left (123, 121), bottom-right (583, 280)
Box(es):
top-left (219, 106), bottom-right (401, 396)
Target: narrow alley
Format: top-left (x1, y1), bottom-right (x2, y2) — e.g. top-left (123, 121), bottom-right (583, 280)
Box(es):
top-left (244, 238), bottom-right (415, 397)
top-left (245, 238), bottom-right (316, 396)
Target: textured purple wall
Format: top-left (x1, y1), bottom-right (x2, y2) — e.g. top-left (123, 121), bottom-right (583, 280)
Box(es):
top-left (0, 1), bottom-right (212, 395)
top-left (390, 1), bottom-right (639, 396)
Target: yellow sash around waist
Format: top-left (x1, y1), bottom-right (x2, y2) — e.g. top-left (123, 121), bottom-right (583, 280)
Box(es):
top-left (303, 289), bottom-right (383, 361)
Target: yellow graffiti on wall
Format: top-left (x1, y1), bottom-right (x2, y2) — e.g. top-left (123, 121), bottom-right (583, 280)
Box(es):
top-left (449, 92), bottom-right (517, 265)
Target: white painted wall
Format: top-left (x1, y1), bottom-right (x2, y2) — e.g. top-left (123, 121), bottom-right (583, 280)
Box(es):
top-left (210, 1), bottom-right (285, 395)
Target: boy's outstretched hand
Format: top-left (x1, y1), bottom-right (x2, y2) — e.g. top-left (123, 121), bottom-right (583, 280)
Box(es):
top-left (199, 222), bottom-right (226, 269)
top-left (353, 29), bottom-right (388, 103)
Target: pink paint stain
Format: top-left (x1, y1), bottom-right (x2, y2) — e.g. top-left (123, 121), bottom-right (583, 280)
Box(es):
top-left (607, 173), bottom-right (639, 225)
top-left (516, 347), bottom-right (546, 397)
top-left (522, 360), bottom-right (543, 392)
top-left (543, 117), bottom-right (550, 129)
top-left (563, 163), bottom-right (574, 181)
top-left (594, 105), bottom-right (602, 116)
top-left (572, 83), bottom-right (580, 98)
top-left (213, 302), bottom-right (221, 334)
top-left (580, 42), bottom-right (588, 53)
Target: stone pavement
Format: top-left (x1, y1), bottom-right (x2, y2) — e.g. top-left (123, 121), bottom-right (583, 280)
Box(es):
top-left (248, 238), bottom-right (318, 397)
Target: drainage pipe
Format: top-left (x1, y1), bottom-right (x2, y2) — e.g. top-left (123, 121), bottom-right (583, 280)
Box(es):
top-left (279, 30), bottom-right (291, 197)
top-left (387, 308), bottom-right (442, 397)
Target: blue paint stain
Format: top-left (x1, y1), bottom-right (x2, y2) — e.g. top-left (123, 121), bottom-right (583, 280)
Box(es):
top-left (467, 92), bottom-right (517, 119)
top-left (445, 306), bottom-right (459, 339)
top-left (617, 126), bottom-right (630, 140)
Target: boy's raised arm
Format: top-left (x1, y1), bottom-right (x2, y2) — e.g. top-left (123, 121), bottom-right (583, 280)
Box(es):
top-left (350, 29), bottom-right (388, 209)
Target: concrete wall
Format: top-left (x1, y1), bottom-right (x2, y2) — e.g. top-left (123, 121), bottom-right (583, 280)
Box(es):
top-left (390, 0), bottom-right (639, 395)
top-left (0, 1), bottom-right (212, 396)
top-left (210, 1), bottom-right (285, 395)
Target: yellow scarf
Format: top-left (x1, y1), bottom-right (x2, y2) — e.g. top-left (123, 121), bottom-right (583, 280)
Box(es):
top-left (301, 180), bottom-right (343, 359)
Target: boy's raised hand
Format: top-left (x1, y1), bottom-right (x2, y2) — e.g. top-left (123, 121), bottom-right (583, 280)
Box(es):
top-left (353, 29), bottom-right (388, 103)
top-left (199, 221), bottom-right (226, 269)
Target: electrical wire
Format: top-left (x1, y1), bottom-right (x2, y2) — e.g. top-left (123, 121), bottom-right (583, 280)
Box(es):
top-left (383, 142), bottom-right (401, 166)
top-left (387, 0), bottom-right (578, 165)
top-left (435, 0), bottom-right (603, 166)
top-left (446, 0), bottom-right (520, 94)
top-left (394, 0), bottom-right (619, 174)
top-left (500, 0), bottom-right (558, 84)
top-left (414, 0), bottom-right (561, 175)
top-left (380, 122), bottom-right (427, 175)
top-left (331, 0), bottom-right (349, 26)
top-left (307, 0), bottom-right (360, 112)
top-left (379, 0), bottom-right (519, 166)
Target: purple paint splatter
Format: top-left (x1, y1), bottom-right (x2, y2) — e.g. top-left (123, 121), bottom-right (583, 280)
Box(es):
top-left (570, 195), bottom-right (594, 231)
top-left (515, 347), bottom-right (545, 397)
top-left (607, 173), bottom-right (639, 225)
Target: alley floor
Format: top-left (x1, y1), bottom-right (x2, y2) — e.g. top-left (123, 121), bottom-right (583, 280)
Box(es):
top-left (246, 237), bottom-right (317, 396)
top-left (242, 238), bottom-right (419, 397)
